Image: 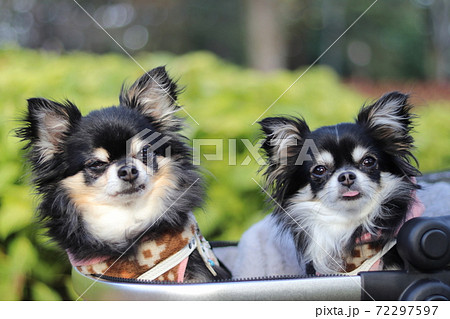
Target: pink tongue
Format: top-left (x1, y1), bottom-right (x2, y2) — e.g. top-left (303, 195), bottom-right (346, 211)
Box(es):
top-left (343, 190), bottom-right (360, 197)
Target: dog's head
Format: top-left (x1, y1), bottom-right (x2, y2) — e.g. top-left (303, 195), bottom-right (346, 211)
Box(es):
top-left (259, 92), bottom-right (420, 273)
top-left (18, 67), bottom-right (203, 258)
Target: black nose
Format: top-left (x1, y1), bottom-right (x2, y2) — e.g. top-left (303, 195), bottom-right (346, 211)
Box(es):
top-left (118, 165), bottom-right (139, 182)
top-left (338, 171), bottom-right (356, 187)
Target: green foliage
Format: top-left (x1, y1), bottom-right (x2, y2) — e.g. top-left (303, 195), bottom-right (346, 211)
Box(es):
top-left (0, 48), bottom-right (448, 300)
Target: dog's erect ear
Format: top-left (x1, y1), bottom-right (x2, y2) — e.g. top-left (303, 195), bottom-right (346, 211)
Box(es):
top-left (259, 117), bottom-right (310, 164)
top-left (120, 66), bottom-right (182, 132)
top-left (357, 92), bottom-right (413, 136)
top-left (356, 91), bottom-right (415, 150)
top-left (259, 117), bottom-right (310, 188)
top-left (356, 91), bottom-right (419, 174)
top-left (17, 98), bottom-right (81, 163)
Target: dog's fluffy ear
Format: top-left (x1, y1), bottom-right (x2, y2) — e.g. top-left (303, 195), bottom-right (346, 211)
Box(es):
top-left (356, 91), bottom-right (419, 175)
top-left (259, 117), bottom-right (310, 186)
top-left (120, 66), bottom-right (182, 132)
top-left (357, 92), bottom-right (413, 138)
top-left (17, 98), bottom-right (81, 163)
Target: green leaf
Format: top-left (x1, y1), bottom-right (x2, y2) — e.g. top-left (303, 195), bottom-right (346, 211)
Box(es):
top-left (7, 236), bottom-right (38, 275)
top-left (0, 186), bottom-right (34, 239)
top-left (31, 281), bottom-right (62, 301)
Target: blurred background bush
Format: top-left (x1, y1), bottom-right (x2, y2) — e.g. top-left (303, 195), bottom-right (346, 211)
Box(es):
top-left (0, 0), bottom-right (448, 300)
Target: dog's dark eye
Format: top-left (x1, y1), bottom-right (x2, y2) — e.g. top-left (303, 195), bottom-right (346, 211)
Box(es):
top-left (361, 156), bottom-right (377, 168)
top-left (87, 160), bottom-right (107, 170)
top-left (312, 165), bottom-right (327, 177)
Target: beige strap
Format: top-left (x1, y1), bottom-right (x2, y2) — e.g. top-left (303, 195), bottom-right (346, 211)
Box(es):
top-left (345, 239), bottom-right (397, 276)
top-left (137, 236), bottom-right (197, 281)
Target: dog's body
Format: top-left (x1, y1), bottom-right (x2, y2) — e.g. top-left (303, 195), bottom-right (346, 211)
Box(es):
top-left (18, 67), bottom-right (229, 282)
top-left (233, 92), bottom-right (423, 278)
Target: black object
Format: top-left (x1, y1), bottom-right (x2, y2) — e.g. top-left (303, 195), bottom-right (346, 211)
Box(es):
top-left (360, 270), bottom-right (450, 301)
top-left (399, 279), bottom-right (450, 301)
top-left (397, 215), bottom-right (450, 271)
top-left (361, 215), bottom-right (450, 300)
